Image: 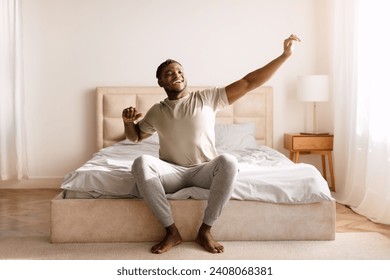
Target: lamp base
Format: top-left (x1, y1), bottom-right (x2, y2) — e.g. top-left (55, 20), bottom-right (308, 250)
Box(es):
top-left (300, 132), bottom-right (330, 135)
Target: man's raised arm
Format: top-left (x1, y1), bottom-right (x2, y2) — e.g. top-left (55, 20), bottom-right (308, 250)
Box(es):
top-left (225, 34), bottom-right (301, 105)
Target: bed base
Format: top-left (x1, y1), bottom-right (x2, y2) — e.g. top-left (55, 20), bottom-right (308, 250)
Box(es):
top-left (50, 193), bottom-right (335, 243)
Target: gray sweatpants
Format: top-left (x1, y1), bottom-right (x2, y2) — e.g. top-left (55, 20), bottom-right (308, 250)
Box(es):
top-left (132, 154), bottom-right (238, 227)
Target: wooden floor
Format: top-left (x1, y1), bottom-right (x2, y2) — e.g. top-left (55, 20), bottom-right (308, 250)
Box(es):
top-left (1, 180), bottom-right (390, 239)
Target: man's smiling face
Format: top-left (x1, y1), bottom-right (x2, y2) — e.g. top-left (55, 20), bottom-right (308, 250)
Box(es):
top-left (158, 62), bottom-right (188, 98)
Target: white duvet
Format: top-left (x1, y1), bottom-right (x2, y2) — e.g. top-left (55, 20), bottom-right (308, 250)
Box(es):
top-left (61, 136), bottom-right (333, 204)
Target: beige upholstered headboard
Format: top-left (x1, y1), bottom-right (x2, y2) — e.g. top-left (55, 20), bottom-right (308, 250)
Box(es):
top-left (96, 86), bottom-right (273, 150)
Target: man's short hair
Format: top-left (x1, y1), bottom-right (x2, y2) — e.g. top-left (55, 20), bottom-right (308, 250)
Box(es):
top-left (156, 59), bottom-right (182, 79)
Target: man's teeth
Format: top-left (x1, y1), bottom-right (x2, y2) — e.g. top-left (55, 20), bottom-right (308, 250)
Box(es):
top-left (173, 80), bottom-right (182, 84)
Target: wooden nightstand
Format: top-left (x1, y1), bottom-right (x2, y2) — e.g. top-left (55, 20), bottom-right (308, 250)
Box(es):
top-left (284, 133), bottom-right (335, 191)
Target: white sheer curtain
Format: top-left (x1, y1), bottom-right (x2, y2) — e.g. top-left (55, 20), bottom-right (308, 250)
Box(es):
top-left (0, 0), bottom-right (28, 180)
top-left (332, 0), bottom-right (390, 224)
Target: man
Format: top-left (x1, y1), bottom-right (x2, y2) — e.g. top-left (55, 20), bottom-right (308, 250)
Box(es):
top-left (122, 34), bottom-right (301, 254)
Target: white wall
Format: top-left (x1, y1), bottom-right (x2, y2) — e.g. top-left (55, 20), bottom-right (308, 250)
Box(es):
top-left (22, 0), bottom-right (332, 178)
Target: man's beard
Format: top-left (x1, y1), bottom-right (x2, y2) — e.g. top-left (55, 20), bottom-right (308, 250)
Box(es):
top-left (166, 81), bottom-right (187, 95)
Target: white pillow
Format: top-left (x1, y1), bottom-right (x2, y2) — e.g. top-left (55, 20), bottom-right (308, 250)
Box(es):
top-left (120, 124), bottom-right (256, 150)
top-left (120, 132), bottom-right (159, 145)
top-left (215, 123), bottom-right (257, 150)
top-left (141, 132), bottom-right (159, 144)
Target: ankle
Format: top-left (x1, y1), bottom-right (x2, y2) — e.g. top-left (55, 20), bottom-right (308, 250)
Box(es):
top-left (198, 223), bottom-right (212, 235)
top-left (166, 223), bottom-right (178, 232)
top-left (166, 224), bottom-right (182, 238)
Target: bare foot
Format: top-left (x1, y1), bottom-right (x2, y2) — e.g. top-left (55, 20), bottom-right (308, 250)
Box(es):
top-left (151, 224), bottom-right (182, 254)
top-left (196, 223), bottom-right (224, 253)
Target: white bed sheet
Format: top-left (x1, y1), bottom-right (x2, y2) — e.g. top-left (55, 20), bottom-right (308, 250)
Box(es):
top-left (61, 136), bottom-right (333, 204)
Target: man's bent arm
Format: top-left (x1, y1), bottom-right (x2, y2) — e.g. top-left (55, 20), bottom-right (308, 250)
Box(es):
top-left (124, 121), bottom-right (153, 143)
top-left (122, 107), bottom-right (152, 143)
top-left (225, 34), bottom-right (301, 105)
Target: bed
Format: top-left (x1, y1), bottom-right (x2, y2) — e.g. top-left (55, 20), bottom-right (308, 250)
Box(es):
top-left (50, 86), bottom-right (335, 243)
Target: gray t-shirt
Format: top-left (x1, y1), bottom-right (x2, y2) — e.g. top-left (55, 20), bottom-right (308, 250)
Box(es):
top-left (138, 87), bottom-right (229, 166)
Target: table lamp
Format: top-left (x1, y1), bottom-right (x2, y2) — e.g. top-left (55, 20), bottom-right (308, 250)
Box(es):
top-left (297, 75), bottom-right (329, 135)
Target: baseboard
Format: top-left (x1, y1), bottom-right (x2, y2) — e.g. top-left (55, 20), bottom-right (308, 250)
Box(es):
top-left (0, 178), bottom-right (62, 189)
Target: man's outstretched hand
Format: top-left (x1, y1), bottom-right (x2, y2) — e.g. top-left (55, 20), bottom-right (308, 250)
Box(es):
top-left (283, 34), bottom-right (301, 57)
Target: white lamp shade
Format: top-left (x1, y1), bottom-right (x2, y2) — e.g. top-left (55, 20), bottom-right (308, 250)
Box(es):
top-left (297, 75), bottom-right (329, 102)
